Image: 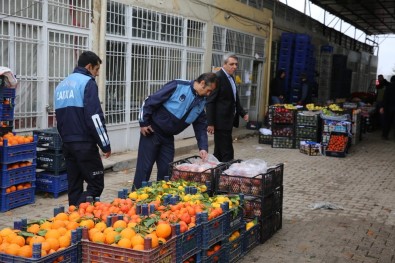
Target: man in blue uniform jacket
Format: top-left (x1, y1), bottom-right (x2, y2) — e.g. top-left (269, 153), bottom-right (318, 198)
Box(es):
top-left (54, 51), bottom-right (111, 206)
top-left (133, 72), bottom-right (218, 189)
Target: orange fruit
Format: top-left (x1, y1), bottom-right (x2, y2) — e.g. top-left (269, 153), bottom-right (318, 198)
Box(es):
top-left (0, 228), bottom-right (14, 238)
top-left (5, 243), bottom-right (20, 255)
top-left (29, 235), bottom-right (45, 246)
top-left (17, 245), bottom-right (32, 258)
top-left (113, 220), bottom-right (127, 229)
top-left (45, 229), bottom-right (60, 240)
top-left (133, 244), bottom-right (144, 250)
top-left (145, 233), bottom-right (159, 248)
top-left (45, 237), bottom-right (59, 251)
top-left (104, 231), bottom-right (118, 245)
top-left (130, 234), bottom-right (144, 247)
top-left (51, 220), bottom-right (66, 229)
top-left (156, 223), bottom-right (172, 239)
top-left (27, 224), bottom-right (40, 234)
top-left (41, 241), bottom-right (51, 252)
top-left (40, 221), bottom-right (52, 230)
top-left (79, 219), bottom-right (94, 229)
top-left (120, 228), bottom-right (136, 240)
top-left (68, 212), bottom-right (80, 222)
top-left (91, 232), bottom-right (105, 243)
top-left (66, 221), bottom-right (79, 231)
top-left (12, 235), bottom-right (25, 247)
top-left (68, 205), bottom-right (77, 213)
top-left (58, 236), bottom-right (71, 248)
top-left (94, 222), bottom-right (107, 232)
top-left (54, 212), bottom-right (69, 221)
top-left (117, 238), bottom-right (132, 248)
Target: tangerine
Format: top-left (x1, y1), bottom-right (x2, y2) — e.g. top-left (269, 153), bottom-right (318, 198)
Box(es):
top-left (156, 223), bottom-right (172, 239)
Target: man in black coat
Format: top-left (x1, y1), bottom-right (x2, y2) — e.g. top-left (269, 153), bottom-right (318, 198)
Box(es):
top-left (380, 75), bottom-right (395, 140)
top-left (206, 53), bottom-right (248, 162)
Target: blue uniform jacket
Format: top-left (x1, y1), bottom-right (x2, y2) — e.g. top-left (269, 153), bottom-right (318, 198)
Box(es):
top-left (139, 80), bottom-right (208, 151)
top-left (54, 67), bottom-right (111, 153)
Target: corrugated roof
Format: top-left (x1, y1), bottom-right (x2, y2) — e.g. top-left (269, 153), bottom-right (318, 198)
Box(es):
top-left (311, 0), bottom-right (395, 35)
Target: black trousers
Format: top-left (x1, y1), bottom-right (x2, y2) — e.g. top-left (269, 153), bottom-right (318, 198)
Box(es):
top-left (213, 129), bottom-right (234, 162)
top-left (382, 109), bottom-right (395, 138)
top-left (62, 142), bottom-right (104, 206)
top-left (133, 132), bottom-right (174, 189)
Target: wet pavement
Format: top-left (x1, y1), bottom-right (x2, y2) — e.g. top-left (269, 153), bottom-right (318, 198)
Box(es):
top-left (0, 129), bottom-right (394, 262)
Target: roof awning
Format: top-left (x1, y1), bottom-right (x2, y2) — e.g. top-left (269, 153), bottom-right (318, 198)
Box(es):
top-left (311, 0), bottom-right (395, 35)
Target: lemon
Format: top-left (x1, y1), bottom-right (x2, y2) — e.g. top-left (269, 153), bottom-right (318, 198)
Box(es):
top-left (138, 193), bottom-right (149, 200)
top-left (246, 221), bottom-right (254, 231)
top-left (128, 192), bottom-right (138, 199)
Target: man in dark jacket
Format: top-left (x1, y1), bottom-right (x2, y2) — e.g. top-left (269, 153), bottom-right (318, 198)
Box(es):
top-left (133, 73), bottom-right (217, 189)
top-left (380, 75), bottom-right (395, 140)
top-left (298, 73), bottom-right (312, 105)
top-left (55, 51), bottom-right (111, 206)
top-left (269, 69), bottom-right (286, 105)
top-left (206, 53), bottom-right (248, 162)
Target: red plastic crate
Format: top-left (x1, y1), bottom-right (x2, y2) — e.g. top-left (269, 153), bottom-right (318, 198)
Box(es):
top-left (81, 236), bottom-right (177, 263)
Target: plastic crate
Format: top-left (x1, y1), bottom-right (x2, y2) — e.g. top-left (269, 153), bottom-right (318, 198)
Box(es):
top-left (200, 241), bottom-right (229, 263)
top-left (36, 171), bottom-right (68, 198)
top-left (243, 187), bottom-right (283, 219)
top-left (299, 141), bottom-right (322, 156)
top-left (228, 232), bottom-right (243, 263)
top-left (269, 163), bottom-right (284, 189)
top-left (258, 133), bottom-right (272, 144)
top-left (0, 242), bottom-right (80, 263)
top-left (81, 236), bottom-right (177, 263)
top-left (216, 160), bottom-right (275, 197)
top-left (260, 207), bottom-right (282, 244)
top-left (272, 137), bottom-right (295, 149)
top-left (36, 150), bottom-right (66, 173)
top-left (0, 137), bottom-right (37, 164)
top-left (325, 132), bottom-right (349, 158)
top-left (242, 221), bottom-right (260, 255)
top-left (169, 156), bottom-right (223, 195)
top-left (0, 185), bottom-right (35, 212)
top-left (272, 107), bottom-right (295, 124)
top-left (228, 207), bottom-right (244, 234)
top-left (33, 128), bottom-right (62, 150)
top-left (0, 161), bottom-right (36, 188)
top-left (272, 125), bottom-right (294, 137)
top-left (0, 103), bottom-right (15, 121)
top-left (176, 225), bottom-right (202, 263)
top-left (0, 88), bottom-right (16, 98)
top-left (201, 211), bottom-right (229, 249)
top-left (296, 125), bottom-right (318, 139)
top-left (0, 121), bottom-right (13, 137)
top-left (296, 112), bottom-right (320, 126)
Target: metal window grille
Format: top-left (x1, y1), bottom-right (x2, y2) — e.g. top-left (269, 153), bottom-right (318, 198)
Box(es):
top-left (187, 20), bottom-right (205, 48)
top-left (105, 40), bottom-right (126, 124)
top-left (0, 0), bottom-right (42, 20)
top-left (226, 29), bottom-right (253, 56)
top-left (107, 1), bottom-right (126, 36)
top-left (212, 26), bottom-right (224, 51)
top-left (106, 2), bottom-right (206, 124)
top-left (48, 0), bottom-right (90, 29)
top-left (254, 37), bottom-right (265, 59)
top-left (48, 31), bottom-right (88, 127)
top-left (0, 21), bottom-right (10, 66)
top-left (11, 23), bottom-right (40, 131)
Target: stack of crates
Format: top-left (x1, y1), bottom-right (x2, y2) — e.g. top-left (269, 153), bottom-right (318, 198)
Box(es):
top-left (290, 34), bottom-right (314, 103)
top-left (0, 79), bottom-right (37, 212)
top-left (278, 33), bottom-right (295, 98)
top-left (215, 160), bottom-right (284, 245)
top-left (34, 128), bottom-right (68, 198)
top-left (295, 111), bottom-right (321, 146)
top-left (271, 106), bottom-right (295, 148)
top-left (318, 45), bottom-right (334, 104)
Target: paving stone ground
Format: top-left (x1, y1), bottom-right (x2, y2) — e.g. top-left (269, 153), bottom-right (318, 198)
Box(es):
top-left (0, 130), bottom-right (394, 262)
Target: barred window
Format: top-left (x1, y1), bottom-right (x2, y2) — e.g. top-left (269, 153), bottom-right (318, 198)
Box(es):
top-left (0, 0), bottom-right (42, 20)
top-left (107, 1), bottom-right (126, 36)
top-left (48, 0), bottom-right (90, 29)
top-left (187, 20), bottom-right (205, 48)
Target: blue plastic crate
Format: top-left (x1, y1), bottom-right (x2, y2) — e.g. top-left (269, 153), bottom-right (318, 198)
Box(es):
top-left (36, 171), bottom-right (68, 198)
top-left (0, 242), bottom-right (80, 262)
top-left (0, 103), bottom-right (15, 121)
top-left (200, 241), bottom-right (229, 263)
top-left (201, 211), bottom-right (229, 249)
top-left (242, 222), bottom-right (260, 254)
top-left (0, 185), bottom-right (35, 212)
top-left (0, 137), bottom-right (37, 164)
top-left (229, 233), bottom-right (243, 263)
top-left (36, 150), bottom-right (66, 173)
top-left (0, 161), bottom-right (36, 188)
top-left (176, 225), bottom-right (202, 263)
top-left (33, 128), bottom-right (63, 150)
top-left (229, 207), bottom-right (244, 234)
top-left (0, 88), bottom-right (16, 98)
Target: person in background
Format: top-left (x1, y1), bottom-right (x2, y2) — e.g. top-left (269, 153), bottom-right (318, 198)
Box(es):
top-left (133, 73), bottom-right (217, 189)
top-left (206, 53), bottom-right (248, 162)
top-left (298, 73), bottom-right (312, 105)
top-left (269, 69), bottom-right (286, 105)
top-left (375, 74), bottom-right (390, 127)
top-left (380, 75), bottom-right (395, 140)
top-left (54, 51), bottom-right (111, 206)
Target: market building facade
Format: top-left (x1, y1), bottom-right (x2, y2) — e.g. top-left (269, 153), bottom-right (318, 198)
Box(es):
top-left (0, 0), bottom-right (376, 153)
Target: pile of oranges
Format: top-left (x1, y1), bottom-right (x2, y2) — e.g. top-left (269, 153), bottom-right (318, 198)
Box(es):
top-left (5, 182), bottom-right (32, 193)
top-left (0, 212), bottom-right (75, 261)
top-left (0, 132), bottom-right (34, 147)
top-left (7, 161), bottom-right (33, 170)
